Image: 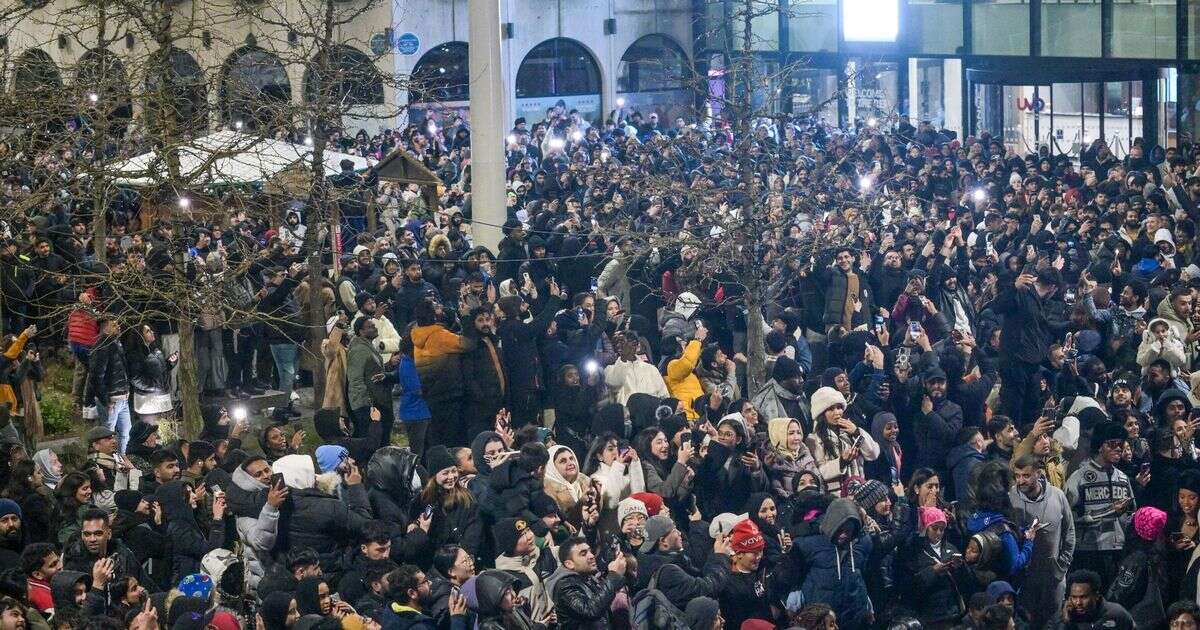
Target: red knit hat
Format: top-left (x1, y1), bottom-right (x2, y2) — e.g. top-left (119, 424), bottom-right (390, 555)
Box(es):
top-left (730, 518), bottom-right (765, 554)
top-left (630, 492), bottom-right (665, 516)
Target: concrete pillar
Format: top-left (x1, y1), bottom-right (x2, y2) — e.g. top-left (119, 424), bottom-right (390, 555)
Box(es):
top-left (467, 0), bottom-right (508, 251)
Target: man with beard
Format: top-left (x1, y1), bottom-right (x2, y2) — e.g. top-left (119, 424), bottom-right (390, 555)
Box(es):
top-left (985, 415), bottom-right (1020, 462)
top-left (912, 368), bottom-right (963, 479)
top-left (634, 514), bottom-right (731, 609)
top-left (1010, 455), bottom-right (1075, 628)
top-left (62, 509), bottom-right (146, 589)
top-left (546, 537), bottom-right (627, 629)
top-left (346, 317), bottom-right (398, 440)
top-left (381, 259), bottom-right (438, 331)
top-left (0, 499), bottom-right (24, 565)
top-left (462, 305), bottom-right (506, 438)
top-left (752, 357), bottom-right (811, 432)
top-left (868, 242), bottom-right (907, 315)
top-left (1054, 570), bottom-right (1133, 629)
top-left (335, 255), bottom-right (361, 315)
top-left (350, 293), bottom-right (402, 363)
top-left (930, 260), bottom-right (977, 339)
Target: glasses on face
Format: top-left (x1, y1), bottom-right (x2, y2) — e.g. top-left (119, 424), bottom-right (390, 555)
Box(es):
top-left (1103, 439), bottom-right (1125, 450)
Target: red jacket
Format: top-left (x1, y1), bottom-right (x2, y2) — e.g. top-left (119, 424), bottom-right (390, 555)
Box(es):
top-left (66, 287), bottom-right (99, 348)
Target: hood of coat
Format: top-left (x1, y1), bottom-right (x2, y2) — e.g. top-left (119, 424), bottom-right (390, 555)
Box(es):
top-left (232, 465), bottom-right (267, 492)
top-left (966, 510), bottom-right (1007, 534)
top-left (312, 408), bottom-right (347, 442)
top-left (471, 431), bottom-right (503, 477)
top-left (819, 497), bottom-right (862, 544)
top-left (474, 570), bottom-right (517, 617)
top-left (366, 446), bottom-right (421, 499)
top-left (155, 479), bottom-right (198, 525)
top-left (273, 454), bottom-right (316, 490)
top-left (50, 569), bottom-right (88, 612)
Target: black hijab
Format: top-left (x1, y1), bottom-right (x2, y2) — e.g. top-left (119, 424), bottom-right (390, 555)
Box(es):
top-left (295, 576), bottom-right (327, 616)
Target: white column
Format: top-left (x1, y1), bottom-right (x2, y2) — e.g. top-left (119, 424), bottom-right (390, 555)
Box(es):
top-left (943, 58), bottom-right (963, 139)
top-left (468, 0), bottom-right (508, 251)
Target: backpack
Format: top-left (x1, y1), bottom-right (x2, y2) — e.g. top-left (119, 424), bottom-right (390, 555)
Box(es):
top-left (628, 565), bottom-right (689, 630)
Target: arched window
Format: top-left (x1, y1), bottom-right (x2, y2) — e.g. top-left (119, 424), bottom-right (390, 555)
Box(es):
top-left (409, 42), bottom-right (469, 105)
top-left (221, 46), bottom-right (292, 131)
top-left (515, 38), bottom-right (600, 99)
top-left (304, 45), bottom-right (384, 106)
top-left (13, 49), bottom-right (62, 99)
top-left (145, 47), bottom-right (208, 134)
top-left (76, 49), bottom-right (132, 128)
top-left (617, 35), bottom-right (690, 94)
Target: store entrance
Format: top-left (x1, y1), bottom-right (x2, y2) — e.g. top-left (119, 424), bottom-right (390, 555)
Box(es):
top-left (966, 63), bottom-right (1166, 159)
top-left (972, 81), bottom-right (1141, 157)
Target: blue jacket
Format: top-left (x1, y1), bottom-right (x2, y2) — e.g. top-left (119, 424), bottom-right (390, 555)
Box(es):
top-left (792, 498), bottom-right (874, 630)
top-left (396, 356), bottom-right (431, 422)
top-left (965, 511), bottom-right (1034, 579)
top-left (945, 443), bottom-right (986, 503)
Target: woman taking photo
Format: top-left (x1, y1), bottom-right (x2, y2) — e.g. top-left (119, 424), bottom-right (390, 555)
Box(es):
top-left (128, 324), bottom-right (178, 425)
top-left (1, 459), bottom-right (58, 545)
top-left (412, 445), bottom-right (482, 558)
top-left (634, 427), bottom-right (693, 507)
top-left (155, 479), bottom-right (228, 583)
top-left (583, 431), bottom-right (645, 533)
top-left (805, 387), bottom-right (879, 496)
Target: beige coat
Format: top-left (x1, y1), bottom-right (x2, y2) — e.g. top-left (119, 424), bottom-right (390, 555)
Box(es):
top-left (321, 328), bottom-right (348, 413)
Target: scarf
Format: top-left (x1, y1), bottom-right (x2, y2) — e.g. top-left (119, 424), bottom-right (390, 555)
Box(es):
top-left (843, 270), bottom-right (860, 330)
top-left (543, 445), bottom-right (588, 502)
top-left (32, 449), bottom-right (61, 490)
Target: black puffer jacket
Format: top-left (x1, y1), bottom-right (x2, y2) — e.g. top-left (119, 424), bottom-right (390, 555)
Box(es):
top-left (85, 334), bottom-right (129, 405)
top-left (156, 479), bottom-right (228, 583)
top-left (487, 458), bottom-right (555, 536)
top-left (274, 477), bottom-right (373, 567)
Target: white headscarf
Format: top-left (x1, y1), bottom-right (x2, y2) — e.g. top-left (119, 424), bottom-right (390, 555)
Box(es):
top-left (543, 445), bottom-right (588, 502)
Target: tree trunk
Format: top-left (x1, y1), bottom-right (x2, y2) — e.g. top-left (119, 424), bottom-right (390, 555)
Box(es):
top-left (176, 312), bottom-right (202, 438)
top-left (307, 247), bottom-right (327, 407)
top-left (744, 290), bottom-right (767, 396)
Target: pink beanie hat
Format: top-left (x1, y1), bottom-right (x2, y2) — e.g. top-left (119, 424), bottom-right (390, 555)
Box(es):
top-left (1133, 506), bottom-right (1168, 542)
top-left (918, 506), bottom-right (948, 532)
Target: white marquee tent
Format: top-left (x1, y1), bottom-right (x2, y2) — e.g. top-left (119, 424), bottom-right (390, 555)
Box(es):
top-left (111, 129), bottom-right (374, 187)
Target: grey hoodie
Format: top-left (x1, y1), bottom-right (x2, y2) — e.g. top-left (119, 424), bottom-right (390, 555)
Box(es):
top-left (230, 465), bottom-right (281, 590)
top-left (1010, 477), bottom-right (1076, 626)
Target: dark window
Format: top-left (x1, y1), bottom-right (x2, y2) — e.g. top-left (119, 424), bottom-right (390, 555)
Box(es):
top-left (145, 48), bottom-right (208, 134)
top-left (515, 38), bottom-right (600, 98)
top-left (221, 47), bottom-right (292, 130)
top-left (409, 41), bottom-right (469, 104)
top-left (13, 49), bottom-right (62, 96)
top-left (617, 35), bottom-right (689, 93)
top-left (305, 45), bottom-right (385, 106)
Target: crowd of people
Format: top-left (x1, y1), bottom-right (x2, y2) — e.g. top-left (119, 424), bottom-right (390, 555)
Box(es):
top-left (2, 100), bottom-right (1200, 630)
